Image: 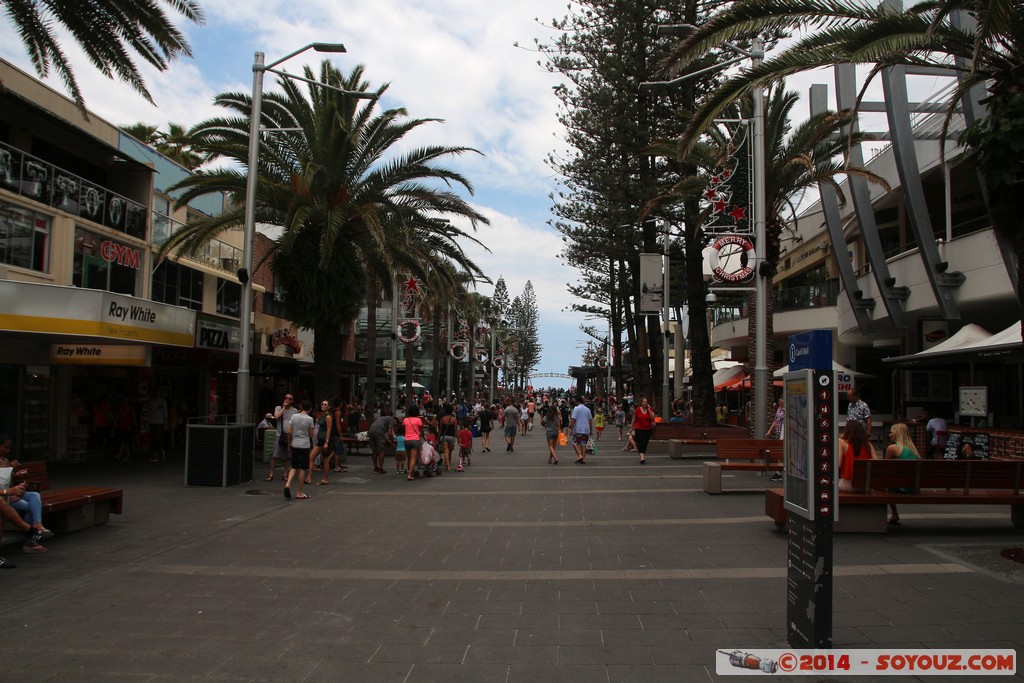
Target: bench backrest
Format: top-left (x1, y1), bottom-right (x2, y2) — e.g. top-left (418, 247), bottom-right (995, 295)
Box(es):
top-left (851, 458), bottom-right (1024, 494)
top-left (653, 424), bottom-right (745, 440)
top-left (715, 439), bottom-right (783, 461)
top-left (12, 461), bottom-right (50, 491)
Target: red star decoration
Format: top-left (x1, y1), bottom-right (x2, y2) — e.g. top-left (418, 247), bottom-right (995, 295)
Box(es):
top-left (710, 175), bottom-right (721, 185)
top-left (404, 276), bottom-right (420, 294)
top-left (704, 188), bottom-right (718, 200)
top-left (712, 199), bottom-right (729, 213)
top-left (729, 206), bottom-right (747, 221)
top-left (721, 169), bottom-right (732, 179)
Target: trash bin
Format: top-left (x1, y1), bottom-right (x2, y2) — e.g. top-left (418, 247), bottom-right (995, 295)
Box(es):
top-left (260, 428), bottom-right (275, 463)
top-left (185, 422), bottom-right (255, 486)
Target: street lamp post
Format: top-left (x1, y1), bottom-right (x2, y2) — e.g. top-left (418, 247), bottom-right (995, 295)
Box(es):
top-left (640, 26), bottom-right (768, 436)
top-left (235, 42), bottom-right (371, 422)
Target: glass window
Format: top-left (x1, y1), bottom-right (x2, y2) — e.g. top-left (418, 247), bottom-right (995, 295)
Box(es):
top-left (72, 227), bottom-right (140, 295)
top-left (217, 279), bottom-right (240, 317)
top-left (151, 259), bottom-right (203, 311)
top-left (0, 199), bottom-right (49, 272)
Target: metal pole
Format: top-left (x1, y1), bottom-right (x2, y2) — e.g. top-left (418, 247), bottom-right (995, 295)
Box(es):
top-left (389, 277), bottom-right (398, 415)
top-left (752, 37), bottom-right (769, 439)
top-left (607, 318), bottom-right (612, 404)
top-left (662, 224), bottom-right (671, 416)
top-left (236, 51), bottom-right (265, 423)
top-left (489, 328), bottom-right (496, 406)
top-left (446, 304), bottom-right (453, 400)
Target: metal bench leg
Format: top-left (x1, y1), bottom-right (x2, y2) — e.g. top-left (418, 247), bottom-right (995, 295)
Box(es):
top-left (703, 462), bottom-right (723, 494)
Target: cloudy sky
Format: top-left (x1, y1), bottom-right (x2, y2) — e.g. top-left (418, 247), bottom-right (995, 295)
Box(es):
top-left (0, 0), bottom-right (605, 388)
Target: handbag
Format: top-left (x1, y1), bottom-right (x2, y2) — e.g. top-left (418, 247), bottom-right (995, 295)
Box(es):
top-left (557, 432), bottom-right (567, 447)
top-left (0, 466), bottom-right (11, 489)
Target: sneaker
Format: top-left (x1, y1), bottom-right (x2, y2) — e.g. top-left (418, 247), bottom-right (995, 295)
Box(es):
top-left (769, 473), bottom-right (783, 482)
top-left (30, 528), bottom-right (54, 543)
top-left (0, 556), bottom-right (16, 569)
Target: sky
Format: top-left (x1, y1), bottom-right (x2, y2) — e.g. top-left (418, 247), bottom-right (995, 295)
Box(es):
top-left (0, 0), bottom-right (596, 389)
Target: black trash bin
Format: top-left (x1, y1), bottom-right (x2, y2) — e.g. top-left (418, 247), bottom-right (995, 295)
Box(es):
top-left (185, 422), bottom-right (255, 486)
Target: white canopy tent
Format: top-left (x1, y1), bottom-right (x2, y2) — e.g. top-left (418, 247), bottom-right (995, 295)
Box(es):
top-left (773, 360), bottom-right (868, 377)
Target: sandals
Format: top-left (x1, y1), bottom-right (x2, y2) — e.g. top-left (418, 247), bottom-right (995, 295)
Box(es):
top-left (317, 480), bottom-right (329, 485)
top-left (295, 493), bottom-right (311, 499)
top-left (265, 476), bottom-right (274, 481)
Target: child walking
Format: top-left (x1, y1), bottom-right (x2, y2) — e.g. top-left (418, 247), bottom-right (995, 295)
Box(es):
top-left (456, 420), bottom-right (473, 471)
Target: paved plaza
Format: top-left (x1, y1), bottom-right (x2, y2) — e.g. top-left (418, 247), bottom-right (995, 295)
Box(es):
top-left (2, 432), bottom-right (1023, 681)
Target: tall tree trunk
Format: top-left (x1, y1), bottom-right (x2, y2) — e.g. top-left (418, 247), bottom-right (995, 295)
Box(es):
top-left (686, 200), bottom-right (716, 427)
top-left (313, 323), bottom-right (343, 404)
top-left (364, 272), bottom-right (379, 412)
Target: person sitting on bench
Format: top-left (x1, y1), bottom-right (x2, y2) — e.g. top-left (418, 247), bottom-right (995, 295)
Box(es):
top-left (838, 421), bottom-right (879, 492)
top-left (1, 435), bottom-right (54, 553)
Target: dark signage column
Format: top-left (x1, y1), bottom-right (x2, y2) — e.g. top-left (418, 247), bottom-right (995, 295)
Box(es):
top-left (784, 331), bottom-right (836, 648)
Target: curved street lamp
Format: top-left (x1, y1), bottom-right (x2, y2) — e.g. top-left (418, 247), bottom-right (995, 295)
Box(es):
top-left (236, 43), bottom-right (376, 421)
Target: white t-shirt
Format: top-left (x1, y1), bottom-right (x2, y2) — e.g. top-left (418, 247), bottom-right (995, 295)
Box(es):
top-left (289, 412), bottom-right (315, 449)
top-left (925, 417), bottom-right (948, 445)
top-left (570, 404), bottom-right (593, 435)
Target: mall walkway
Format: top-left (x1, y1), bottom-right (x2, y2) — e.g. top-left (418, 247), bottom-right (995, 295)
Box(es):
top-left (2, 431), bottom-right (1022, 681)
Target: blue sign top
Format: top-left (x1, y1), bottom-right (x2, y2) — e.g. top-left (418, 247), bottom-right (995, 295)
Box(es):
top-left (788, 330), bottom-right (833, 371)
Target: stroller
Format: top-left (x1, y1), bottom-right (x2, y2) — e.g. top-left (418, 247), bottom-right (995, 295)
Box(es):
top-left (416, 434), bottom-right (443, 478)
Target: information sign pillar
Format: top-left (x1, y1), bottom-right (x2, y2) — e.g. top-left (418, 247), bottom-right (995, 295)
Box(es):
top-left (783, 330), bottom-right (836, 648)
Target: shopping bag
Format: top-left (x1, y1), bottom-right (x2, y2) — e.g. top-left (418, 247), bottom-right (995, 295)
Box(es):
top-left (557, 432), bottom-right (567, 447)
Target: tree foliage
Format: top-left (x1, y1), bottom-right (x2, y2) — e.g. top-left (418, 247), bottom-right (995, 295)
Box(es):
top-left (3, 0), bottom-right (205, 110)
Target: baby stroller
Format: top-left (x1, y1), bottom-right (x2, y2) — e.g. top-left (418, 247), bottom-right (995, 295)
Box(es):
top-left (417, 436), bottom-right (443, 477)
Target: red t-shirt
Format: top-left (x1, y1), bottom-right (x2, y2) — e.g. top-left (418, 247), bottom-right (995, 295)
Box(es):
top-left (633, 407), bottom-right (654, 431)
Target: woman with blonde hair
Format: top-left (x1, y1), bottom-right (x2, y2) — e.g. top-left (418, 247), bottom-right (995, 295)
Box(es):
top-left (883, 423), bottom-right (921, 525)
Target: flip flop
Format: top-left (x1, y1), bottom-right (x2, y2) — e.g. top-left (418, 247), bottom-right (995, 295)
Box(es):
top-left (295, 493), bottom-right (311, 499)
top-left (317, 480), bottom-right (329, 485)
top-left (265, 476), bottom-right (274, 481)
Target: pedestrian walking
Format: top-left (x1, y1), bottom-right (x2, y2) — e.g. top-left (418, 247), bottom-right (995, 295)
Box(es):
top-left (632, 396), bottom-right (655, 465)
top-left (283, 401), bottom-right (315, 500)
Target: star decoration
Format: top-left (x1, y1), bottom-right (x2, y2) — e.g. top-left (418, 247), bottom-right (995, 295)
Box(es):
top-left (404, 276), bottom-right (420, 294)
top-left (712, 199), bottom-right (729, 214)
top-left (729, 206), bottom-right (747, 221)
top-left (704, 188), bottom-right (718, 200)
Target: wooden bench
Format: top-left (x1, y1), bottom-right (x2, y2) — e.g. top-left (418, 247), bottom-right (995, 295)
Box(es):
top-left (652, 424), bottom-right (747, 458)
top-left (704, 438), bottom-right (783, 494)
top-left (339, 436), bottom-right (370, 454)
top-left (4, 461), bottom-right (124, 534)
top-left (765, 458), bottom-right (1024, 532)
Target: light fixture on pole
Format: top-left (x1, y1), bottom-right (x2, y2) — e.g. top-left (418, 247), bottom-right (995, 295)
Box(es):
top-left (640, 24), bottom-right (768, 436)
top-left (236, 42), bottom-right (374, 423)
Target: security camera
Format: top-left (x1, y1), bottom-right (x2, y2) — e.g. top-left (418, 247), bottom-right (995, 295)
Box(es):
top-left (705, 292), bottom-right (718, 304)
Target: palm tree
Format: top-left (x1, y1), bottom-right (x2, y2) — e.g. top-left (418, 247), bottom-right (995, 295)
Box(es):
top-left (161, 61), bottom-right (489, 402)
top-left (662, 0), bottom-right (1024, 335)
top-left (3, 0), bottom-right (204, 110)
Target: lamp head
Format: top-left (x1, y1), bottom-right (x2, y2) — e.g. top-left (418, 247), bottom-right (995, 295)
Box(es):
top-left (705, 291), bottom-right (718, 304)
top-left (311, 42), bottom-right (346, 53)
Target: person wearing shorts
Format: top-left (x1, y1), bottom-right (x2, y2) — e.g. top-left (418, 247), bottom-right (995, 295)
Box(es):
top-left (403, 405), bottom-right (424, 480)
top-left (283, 401), bottom-right (315, 500)
top-left (503, 402), bottom-right (520, 452)
top-left (366, 414), bottom-right (395, 475)
top-left (266, 393), bottom-right (297, 482)
top-left (569, 395), bottom-right (593, 464)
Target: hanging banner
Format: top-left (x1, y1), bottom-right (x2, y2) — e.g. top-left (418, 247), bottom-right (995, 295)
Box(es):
top-left (703, 123), bottom-right (753, 236)
top-left (638, 253), bottom-right (664, 314)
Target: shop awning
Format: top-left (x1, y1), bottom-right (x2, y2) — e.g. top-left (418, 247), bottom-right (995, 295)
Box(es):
top-left (883, 322), bottom-right (1021, 365)
top-left (773, 360), bottom-right (868, 377)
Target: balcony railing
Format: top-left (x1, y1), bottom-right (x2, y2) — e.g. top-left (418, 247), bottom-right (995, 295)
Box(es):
top-left (775, 279), bottom-right (839, 312)
top-left (177, 236), bottom-right (242, 274)
top-left (0, 140), bottom-right (147, 239)
top-left (151, 211), bottom-right (187, 246)
top-left (711, 279), bottom-right (839, 328)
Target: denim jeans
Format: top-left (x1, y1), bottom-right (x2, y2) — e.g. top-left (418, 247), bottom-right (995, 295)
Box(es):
top-left (10, 491), bottom-right (42, 525)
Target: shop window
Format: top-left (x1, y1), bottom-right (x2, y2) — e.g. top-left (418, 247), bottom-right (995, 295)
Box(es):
top-left (72, 227), bottom-right (140, 296)
top-left (217, 279), bottom-right (240, 317)
top-left (0, 199), bottom-right (49, 272)
top-left (152, 259), bottom-right (203, 311)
